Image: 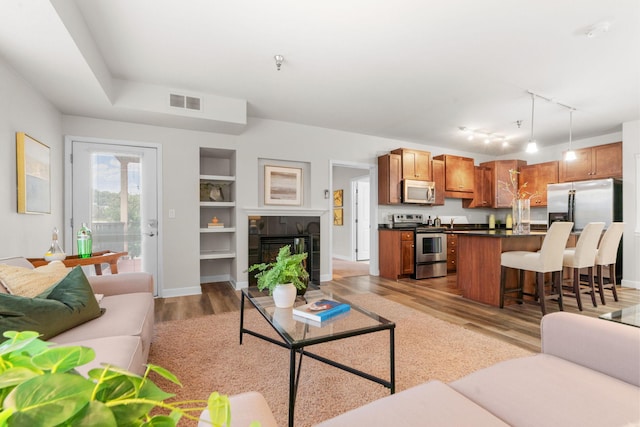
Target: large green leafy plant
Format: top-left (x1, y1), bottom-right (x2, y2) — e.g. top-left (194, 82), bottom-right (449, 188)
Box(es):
top-left (247, 245), bottom-right (309, 294)
top-left (0, 331), bottom-right (254, 427)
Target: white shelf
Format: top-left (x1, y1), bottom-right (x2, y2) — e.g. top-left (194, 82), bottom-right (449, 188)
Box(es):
top-left (200, 227), bottom-right (236, 233)
top-left (200, 174), bottom-right (236, 182)
top-left (200, 250), bottom-right (236, 260)
top-left (200, 201), bottom-right (235, 208)
top-left (199, 148), bottom-right (236, 282)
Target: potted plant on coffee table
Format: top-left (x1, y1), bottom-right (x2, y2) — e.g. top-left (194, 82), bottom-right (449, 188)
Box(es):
top-left (247, 245), bottom-right (309, 308)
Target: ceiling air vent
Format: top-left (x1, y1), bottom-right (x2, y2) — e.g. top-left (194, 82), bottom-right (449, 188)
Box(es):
top-left (169, 93), bottom-right (202, 111)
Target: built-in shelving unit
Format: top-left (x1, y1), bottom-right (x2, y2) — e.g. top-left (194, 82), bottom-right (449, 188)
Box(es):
top-left (199, 148), bottom-right (236, 283)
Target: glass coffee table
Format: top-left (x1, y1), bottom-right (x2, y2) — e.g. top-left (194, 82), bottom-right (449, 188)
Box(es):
top-left (240, 287), bottom-right (395, 427)
top-left (599, 304), bottom-right (640, 327)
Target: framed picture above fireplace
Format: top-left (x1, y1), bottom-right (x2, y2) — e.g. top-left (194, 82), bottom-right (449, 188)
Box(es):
top-left (264, 165), bottom-right (303, 206)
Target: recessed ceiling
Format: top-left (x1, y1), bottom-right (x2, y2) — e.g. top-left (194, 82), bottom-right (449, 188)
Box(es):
top-left (0, 0), bottom-right (638, 155)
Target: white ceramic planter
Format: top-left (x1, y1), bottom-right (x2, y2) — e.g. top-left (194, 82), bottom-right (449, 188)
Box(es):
top-left (272, 283), bottom-right (297, 308)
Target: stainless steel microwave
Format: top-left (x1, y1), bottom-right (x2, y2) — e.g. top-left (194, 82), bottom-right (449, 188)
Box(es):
top-left (402, 179), bottom-right (436, 204)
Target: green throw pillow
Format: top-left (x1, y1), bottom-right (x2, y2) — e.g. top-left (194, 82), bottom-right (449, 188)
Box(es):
top-left (0, 266), bottom-right (103, 342)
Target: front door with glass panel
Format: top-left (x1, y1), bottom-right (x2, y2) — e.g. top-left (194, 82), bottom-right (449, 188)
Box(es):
top-left (67, 140), bottom-right (159, 295)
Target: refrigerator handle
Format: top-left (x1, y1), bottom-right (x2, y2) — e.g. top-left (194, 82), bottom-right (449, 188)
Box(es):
top-left (568, 189), bottom-right (575, 223)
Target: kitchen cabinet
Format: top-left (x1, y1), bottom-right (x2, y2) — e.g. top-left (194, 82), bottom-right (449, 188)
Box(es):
top-left (379, 229), bottom-right (414, 279)
top-left (432, 159), bottom-right (445, 206)
top-left (518, 161), bottom-right (558, 207)
top-left (391, 148), bottom-right (432, 180)
top-left (462, 166), bottom-right (492, 208)
top-left (199, 148), bottom-right (236, 284)
top-left (432, 154), bottom-right (475, 198)
top-left (446, 233), bottom-right (457, 272)
top-left (378, 153), bottom-right (402, 205)
top-left (480, 160), bottom-right (527, 208)
top-left (559, 141), bottom-right (622, 182)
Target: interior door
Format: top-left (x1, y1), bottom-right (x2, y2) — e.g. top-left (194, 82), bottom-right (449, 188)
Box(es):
top-left (67, 140), bottom-right (159, 295)
top-left (355, 177), bottom-right (370, 261)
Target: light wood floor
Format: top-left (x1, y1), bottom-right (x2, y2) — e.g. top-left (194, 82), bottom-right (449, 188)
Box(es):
top-left (154, 267), bottom-right (640, 353)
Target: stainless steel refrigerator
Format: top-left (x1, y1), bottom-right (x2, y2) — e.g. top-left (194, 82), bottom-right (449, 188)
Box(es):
top-left (547, 178), bottom-right (623, 282)
top-left (547, 178), bottom-right (622, 230)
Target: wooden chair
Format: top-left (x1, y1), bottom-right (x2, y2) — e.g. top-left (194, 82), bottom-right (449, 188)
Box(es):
top-left (561, 222), bottom-right (605, 311)
top-left (500, 221), bottom-right (574, 314)
top-left (594, 222), bottom-right (625, 304)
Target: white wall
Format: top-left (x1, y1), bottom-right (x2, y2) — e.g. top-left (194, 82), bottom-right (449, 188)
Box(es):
top-left (0, 57), bottom-right (63, 259)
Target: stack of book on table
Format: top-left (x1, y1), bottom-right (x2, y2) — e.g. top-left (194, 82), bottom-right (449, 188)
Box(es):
top-left (293, 298), bottom-right (351, 325)
top-left (208, 222), bottom-right (224, 228)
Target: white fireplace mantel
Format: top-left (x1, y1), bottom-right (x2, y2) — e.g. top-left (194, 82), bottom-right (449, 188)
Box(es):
top-left (243, 207), bottom-right (328, 217)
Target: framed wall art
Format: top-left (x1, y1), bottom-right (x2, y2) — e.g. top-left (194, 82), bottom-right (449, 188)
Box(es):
top-left (16, 132), bottom-right (51, 214)
top-left (333, 208), bottom-right (343, 226)
top-left (264, 165), bottom-right (303, 206)
top-left (333, 189), bottom-right (343, 207)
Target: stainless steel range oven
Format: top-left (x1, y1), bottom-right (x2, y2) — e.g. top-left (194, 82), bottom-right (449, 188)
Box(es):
top-left (391, 214), bottom-right (448, 279)
top-left (414, 230), bottom-right (447, 279)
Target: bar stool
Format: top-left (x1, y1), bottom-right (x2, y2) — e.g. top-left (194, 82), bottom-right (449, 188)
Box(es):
top-left (594, 222), bottom-right (625, 304)
top-left (561, 222), bottom-right (605, 311)
top-left (500, 221), bottom-right (573, 315)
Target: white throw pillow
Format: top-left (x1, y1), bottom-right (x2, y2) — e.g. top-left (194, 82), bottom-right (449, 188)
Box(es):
top-left (0, 262), bottom-right (68, 298)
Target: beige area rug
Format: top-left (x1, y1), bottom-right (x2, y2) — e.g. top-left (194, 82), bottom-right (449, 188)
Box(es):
top-left (148, 293), bottom-right (532, 427)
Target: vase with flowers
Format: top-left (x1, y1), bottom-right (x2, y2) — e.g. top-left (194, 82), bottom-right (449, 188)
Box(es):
top-left (499, 169), bottom-right (537, 234)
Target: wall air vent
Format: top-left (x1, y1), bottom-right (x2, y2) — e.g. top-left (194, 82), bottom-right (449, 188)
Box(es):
top-left (169, 93), bottom-right (202, 111)
top-left (169, 93), bottom-right (185, 108)
top-left (186, 96), bottom-right (201, 110)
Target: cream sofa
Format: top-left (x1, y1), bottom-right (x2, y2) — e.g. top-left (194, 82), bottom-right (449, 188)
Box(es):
top-left (316, 312), bottom-right (640, 426)
top-left (0, 256), bottom-right (155, 376)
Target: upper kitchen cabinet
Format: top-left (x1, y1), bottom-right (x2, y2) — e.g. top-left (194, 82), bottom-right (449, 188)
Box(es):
top-left (518, 161), bottom-right (558, 207)
top-left (462, 166), bottom-right (492, 208)
top-left (378, 153), bottom-right (402, 205)
top-left (559, 141), bottom-right (622, 182)
top-left (432, 154), bottom-right (475, 198)
top-left (391, 148), bottom-right (432, 180)
top-left (432, 158), bottom-right (445, 206)
top-left (480, 159), bottom-right (527, 208)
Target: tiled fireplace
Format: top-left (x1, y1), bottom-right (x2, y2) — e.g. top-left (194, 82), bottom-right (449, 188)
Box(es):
top-left (248, 215), bottom-right (320, 286)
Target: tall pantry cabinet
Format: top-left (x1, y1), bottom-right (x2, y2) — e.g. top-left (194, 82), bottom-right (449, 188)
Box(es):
top-left (199, 148), bottom-right (236, 283)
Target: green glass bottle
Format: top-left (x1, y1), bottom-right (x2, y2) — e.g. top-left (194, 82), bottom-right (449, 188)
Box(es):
top-left (77, 223), bottom-right (92, 258)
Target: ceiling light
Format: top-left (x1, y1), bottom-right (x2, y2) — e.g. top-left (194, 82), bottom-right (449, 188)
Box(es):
top-left (565, 109), bottom-right (576, 161)
top-left (459, 126), bottom-right (509, 145)
top-left (525, 92), bottom-right (538, 153)
top-left (274, 55), bottom-right (284, 71)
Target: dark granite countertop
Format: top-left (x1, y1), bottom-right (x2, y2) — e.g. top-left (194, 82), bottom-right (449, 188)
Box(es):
top-left (450, 229), bottom-right (547, 237)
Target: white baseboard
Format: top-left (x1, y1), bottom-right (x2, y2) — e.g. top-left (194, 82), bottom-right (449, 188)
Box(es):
top-left (621, 279), bottom-right (640, 290)
top-left (200, 274), bottom-right (231, 284)
top-left (160, 286), bottom-right (202, 298)
top-left (332, 254), bottom-right (352, 261)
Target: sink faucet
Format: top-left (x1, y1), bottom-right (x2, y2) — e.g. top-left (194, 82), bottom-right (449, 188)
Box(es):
top-left (450, 218), bottom-right (455, 229)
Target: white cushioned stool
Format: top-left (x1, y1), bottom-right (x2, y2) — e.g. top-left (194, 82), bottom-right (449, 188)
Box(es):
top-left (500, 221), bottom-right (573, 314)
top-left (562, 222), bottom-right (605, 310)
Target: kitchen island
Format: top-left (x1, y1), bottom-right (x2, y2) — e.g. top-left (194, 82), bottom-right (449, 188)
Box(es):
top-left (453, 230), bottom-right (547, 307)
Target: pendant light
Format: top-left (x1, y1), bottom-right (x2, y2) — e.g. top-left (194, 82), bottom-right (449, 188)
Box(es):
top-left (525, 92), bottom-right (538, 153)
top-left (564, 109), bottom-right (577, 161)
